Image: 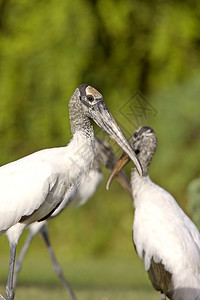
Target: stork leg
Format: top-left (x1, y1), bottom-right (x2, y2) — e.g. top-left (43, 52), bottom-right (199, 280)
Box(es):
top-left (0, 293), bottom-right (6, 300)
top-left (13, 231), bottom-right (35, 289)
top-left (6, 243), bottom-right (17, 300)
top-left (40, 225), bottom-right (77, 300)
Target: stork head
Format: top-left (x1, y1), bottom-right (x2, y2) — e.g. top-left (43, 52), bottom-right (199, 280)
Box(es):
top-left (106, 126), bottom-right (157, 190)
top-left (129, 126), bottom-right (157, 156)
top-left (69, 84), bottom-right (143, 177)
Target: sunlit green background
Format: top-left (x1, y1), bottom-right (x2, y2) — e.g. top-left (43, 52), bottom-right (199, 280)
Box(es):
top-left (0, 1), bottom-right (200, 299)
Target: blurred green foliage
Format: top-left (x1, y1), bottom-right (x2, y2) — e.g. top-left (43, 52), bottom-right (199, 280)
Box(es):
top-left (187, 177), bottom-right (200, 228)
top-left (0, 0), bottom-right (200, 260)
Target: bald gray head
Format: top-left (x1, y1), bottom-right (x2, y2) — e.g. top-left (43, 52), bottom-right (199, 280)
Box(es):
top-left (130, 126), bottom-right (157, 176)
top-left (78, 84), bottom-right (103, 105)
top-left (68, 84), bottom-right (143, 177)
top-left (106, 126), bottom-right (157, 190)
top-left (78, 84), bottom-right (89, 96)
top-left (69, 84), bottom-right (104, 136)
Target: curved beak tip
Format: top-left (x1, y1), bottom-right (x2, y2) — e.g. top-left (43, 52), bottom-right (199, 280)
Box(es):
top-left (135, 161), bottom-right (143, 178)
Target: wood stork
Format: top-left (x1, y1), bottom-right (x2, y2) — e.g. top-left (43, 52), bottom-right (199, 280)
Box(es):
top-left (0, 84), bottom-right (142, 300)
top-left (13, 138), bottom-right (132, 299)
top-left (106, 126), bottom-right (200, 300)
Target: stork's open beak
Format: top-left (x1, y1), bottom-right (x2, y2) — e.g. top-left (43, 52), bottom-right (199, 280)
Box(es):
top-left (106, 152), bottom-right (130, 190)
top-left (92, 101), bottom-right (143, 177)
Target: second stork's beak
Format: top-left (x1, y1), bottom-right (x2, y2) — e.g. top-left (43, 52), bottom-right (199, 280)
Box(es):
top-left (92, 101), bottom-right (143, 178)
top-left (114, 169), bottom-right (132, 197)
top-left (106, 152), bottom-right (131, 191)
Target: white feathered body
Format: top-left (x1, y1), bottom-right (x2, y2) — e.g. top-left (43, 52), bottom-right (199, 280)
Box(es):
top-left (132, 171), bottom-right (200, 299)
top-left (0, 131), bottom-right (95, 243)
top-left (26, 168), bottom-right (103, 237)
top-left (72, 169), bottom-right (103, 207)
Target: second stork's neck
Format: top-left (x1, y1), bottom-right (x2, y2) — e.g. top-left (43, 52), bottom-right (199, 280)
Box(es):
top-left (69, 97), bottom-right (94, 139)
top-left (135, 147), bottom-right (155, 177)
top-left (131, 150), bottom-right (154, 201)
top-left (138, 150), bottom-right (151, 177)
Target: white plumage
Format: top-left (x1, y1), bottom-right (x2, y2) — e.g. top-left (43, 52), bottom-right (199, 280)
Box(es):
top-left (13, 138), bottom-right (131, 300)
top-left (0, 84), bottom-right (141, 300)
top-left (107, 126), bottom-right (200, 300)
top-left (12, 167), bottom-right (102, 300)
top-left (132, 174), bottom-right (200, 298)
top-left (0, 134), bottom-right (91, 235)
top-left (72, 169), bottom-right (103, 207)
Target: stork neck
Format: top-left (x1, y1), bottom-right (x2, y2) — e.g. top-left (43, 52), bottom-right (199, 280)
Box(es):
top-left (69, 98), bottom-right (93, 139)
top-left (137, 149), bottom-right (154, 177)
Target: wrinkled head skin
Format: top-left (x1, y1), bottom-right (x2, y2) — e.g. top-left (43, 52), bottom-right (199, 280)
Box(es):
top-left (75, 84), bottom-right (143, 177)
top-left (106, 126), bottom-right (157, 190)
top-left (129, 126), bottom-right (157, 156)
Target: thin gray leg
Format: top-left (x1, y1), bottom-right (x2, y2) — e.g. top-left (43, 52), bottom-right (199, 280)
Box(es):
top-left (6, 243), bottom-right (17, 300)
top-left (0, 293), bottom-right (6, 300)
top-left (13, 231), bottom-right (35, 289)
top-left (40, 225), bottom-right (77, 300)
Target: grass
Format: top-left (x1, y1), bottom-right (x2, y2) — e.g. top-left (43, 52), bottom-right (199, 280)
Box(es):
top-left (6, 286), bottom-right (158, 300)
top-left (0, 254), bottom-right (159, 300)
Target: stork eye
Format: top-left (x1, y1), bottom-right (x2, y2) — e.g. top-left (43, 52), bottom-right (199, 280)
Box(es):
top-left (87, 94), bottom-right (94, 102)
top-left (133, 132), bottom-right (138, 138)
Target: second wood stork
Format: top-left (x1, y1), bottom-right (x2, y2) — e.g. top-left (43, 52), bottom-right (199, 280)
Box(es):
top-left (13, 138), bottom-right (131, 299)
top-left (106, 126), bottom-right (200, 300)
top-left (0, 84), bottom-right (142, 300)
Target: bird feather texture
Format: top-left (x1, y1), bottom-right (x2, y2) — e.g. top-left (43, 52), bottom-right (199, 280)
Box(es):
top-left (132, 173), bottom-right (200, 294)
top-left (0, 131), bottom-right (94, 234)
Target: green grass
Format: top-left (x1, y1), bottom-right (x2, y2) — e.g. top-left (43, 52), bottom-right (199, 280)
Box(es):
top-left (0, 255), bottom-right (159, 300)
top-left (5, 286), bottom-right (158, 300)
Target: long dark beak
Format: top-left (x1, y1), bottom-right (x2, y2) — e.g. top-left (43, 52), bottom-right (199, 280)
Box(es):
top-left (106, 152), bottom-right (130, 190)
top-left (92, 101), bottom-right (143, 177)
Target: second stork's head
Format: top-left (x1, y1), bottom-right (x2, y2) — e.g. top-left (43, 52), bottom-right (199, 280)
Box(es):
top-left (106, 126), bottom-right (157, 189)
top-left (69, 84), bottom-right (143, 177)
